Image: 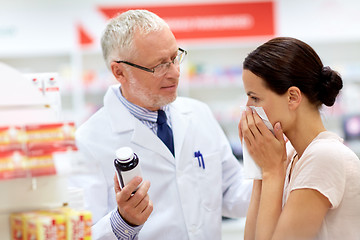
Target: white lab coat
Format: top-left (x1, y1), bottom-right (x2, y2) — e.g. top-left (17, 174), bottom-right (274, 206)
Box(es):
top-left (71, 85), bottom-right (252, 240)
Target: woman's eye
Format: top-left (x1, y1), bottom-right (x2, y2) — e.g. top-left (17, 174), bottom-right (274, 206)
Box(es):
top-left (251, 96), bottom-right (259, 102)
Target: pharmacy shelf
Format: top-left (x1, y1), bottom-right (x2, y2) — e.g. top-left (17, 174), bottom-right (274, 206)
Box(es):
top-left (0, 176), bottom-right (69, 239)
top-left (0, 63), bottom-right (71, 239)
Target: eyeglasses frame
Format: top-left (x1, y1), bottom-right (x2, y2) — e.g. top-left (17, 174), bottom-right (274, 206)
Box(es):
top-left (114, 48), bottom-right (187, 75)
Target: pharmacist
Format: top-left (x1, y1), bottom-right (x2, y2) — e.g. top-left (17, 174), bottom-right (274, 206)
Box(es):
top-left (69, 9), bottom-right (252, 240)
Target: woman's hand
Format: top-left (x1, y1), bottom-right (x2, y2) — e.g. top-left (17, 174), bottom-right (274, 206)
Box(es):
top-left (240, 108), bottom-right (287, 177)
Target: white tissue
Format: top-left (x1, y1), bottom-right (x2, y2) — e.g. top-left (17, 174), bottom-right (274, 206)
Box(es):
top-left (241, 106), bottom-right (274, 179)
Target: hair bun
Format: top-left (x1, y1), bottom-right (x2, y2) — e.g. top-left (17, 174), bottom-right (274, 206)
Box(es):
top-left (318, 66), bottom-right (343, 106)
top-left (321, 66), bottom-right (333, 79)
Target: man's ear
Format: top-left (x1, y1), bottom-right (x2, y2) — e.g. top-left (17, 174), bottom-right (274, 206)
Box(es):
top-left (287, 86), bottom-right (302, 110)
top-left (110, 62), bottom-right (126, 84)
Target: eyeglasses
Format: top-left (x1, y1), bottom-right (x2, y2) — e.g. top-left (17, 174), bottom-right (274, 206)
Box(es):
top-left (115, 48), bottom-right (187, 77)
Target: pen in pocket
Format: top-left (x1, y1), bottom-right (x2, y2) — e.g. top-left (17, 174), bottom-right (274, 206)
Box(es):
top-left (194, 151), bottom-right (205, 169)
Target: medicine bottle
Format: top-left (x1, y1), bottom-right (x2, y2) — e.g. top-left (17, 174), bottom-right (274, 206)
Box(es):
top-left (114, 147), bottom-right (143, 191)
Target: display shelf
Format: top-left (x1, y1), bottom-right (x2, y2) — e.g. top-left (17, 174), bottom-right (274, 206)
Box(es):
top-left (0, 53), bottom-right (72, 87)
top-left (0, 63), bottom-right (74, 239)
top-left (1, 175), bottom-right (68, 214)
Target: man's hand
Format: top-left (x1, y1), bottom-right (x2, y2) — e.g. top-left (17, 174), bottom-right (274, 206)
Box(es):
top-left (114, 174), bottom-right (153, 226)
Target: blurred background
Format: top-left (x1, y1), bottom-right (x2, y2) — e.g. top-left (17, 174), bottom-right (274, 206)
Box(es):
top-left (1, 0), bottom-right (359, 238)
top-left (1, 0), bottom-right (360, 157)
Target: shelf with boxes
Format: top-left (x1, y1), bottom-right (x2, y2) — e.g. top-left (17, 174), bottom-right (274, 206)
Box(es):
top-left (0, 63), bottom-right (92, 239)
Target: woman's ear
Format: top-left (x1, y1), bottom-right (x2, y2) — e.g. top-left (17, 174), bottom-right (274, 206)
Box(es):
top-left (287, 86), bottom-right (302, 110)
top-left (110, 62), bottom-right (126, 84)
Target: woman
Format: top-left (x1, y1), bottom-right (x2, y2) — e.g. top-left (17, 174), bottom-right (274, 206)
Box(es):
top-left (240, 37), bottom-right (360, 240)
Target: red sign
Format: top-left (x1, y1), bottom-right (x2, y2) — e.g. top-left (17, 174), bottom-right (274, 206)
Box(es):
top-left (98, 1), bottom-right (275, 40)
top-left (77, 24), bottom-right (94, 46)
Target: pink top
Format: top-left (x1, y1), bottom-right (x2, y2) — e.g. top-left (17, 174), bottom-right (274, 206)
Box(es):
top-left (284, 131), bottom-right (360, 240)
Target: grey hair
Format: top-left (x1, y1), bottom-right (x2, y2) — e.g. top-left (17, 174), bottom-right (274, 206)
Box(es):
top-left (101, 9), bottom-right (169, 70)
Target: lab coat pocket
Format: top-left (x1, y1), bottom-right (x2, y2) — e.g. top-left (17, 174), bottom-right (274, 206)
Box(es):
top-left (194, 151), bottom-right (222, 212)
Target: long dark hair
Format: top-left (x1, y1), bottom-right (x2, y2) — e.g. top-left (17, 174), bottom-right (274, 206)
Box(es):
top-left (243, 37), bottom-right (343, 107)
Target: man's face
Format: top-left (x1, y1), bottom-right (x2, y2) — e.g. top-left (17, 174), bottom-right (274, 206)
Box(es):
top-left (121, 27), bottom-right (180, 111)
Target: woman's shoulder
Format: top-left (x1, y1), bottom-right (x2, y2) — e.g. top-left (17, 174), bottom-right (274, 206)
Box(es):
top-left (307, 131), bottom-right (357, 161)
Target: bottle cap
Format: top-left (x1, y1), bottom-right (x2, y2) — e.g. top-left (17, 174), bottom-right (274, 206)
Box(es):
top-left (115, 147), bottom-right (134, 162)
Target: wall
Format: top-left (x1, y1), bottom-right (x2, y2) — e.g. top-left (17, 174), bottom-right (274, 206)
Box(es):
top-left (1, 0), bottom-right (360, 54)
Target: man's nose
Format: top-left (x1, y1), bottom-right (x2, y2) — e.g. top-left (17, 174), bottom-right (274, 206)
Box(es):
top-left (165, 62), bottom-right (180, 78)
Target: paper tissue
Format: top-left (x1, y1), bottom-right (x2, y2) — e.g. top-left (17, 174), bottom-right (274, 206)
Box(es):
top-left (241, 106), bottom-right (274, 179)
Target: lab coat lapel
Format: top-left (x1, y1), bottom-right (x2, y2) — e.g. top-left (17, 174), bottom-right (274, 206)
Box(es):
top-left (105, 85), bottom-right (175, 164)
top-left (131, 120), bottom-right (175, 164)
top-left (170, 99), bottom-right (191, 161)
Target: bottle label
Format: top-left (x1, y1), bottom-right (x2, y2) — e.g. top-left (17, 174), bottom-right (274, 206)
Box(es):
top-left (116, 163), bottom-right (143, 190)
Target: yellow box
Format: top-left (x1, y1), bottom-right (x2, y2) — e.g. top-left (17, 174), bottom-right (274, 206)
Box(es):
top-left (10, 208), bottom-right (91, 240)
top-left (25, 212), bottom-right (66, 240)
top-left (61, 207), bottom-right (92, 240)
top-left (10, 212), bottom-right (36, 240)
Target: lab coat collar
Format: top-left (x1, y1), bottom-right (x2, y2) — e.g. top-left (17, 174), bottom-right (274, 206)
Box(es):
top-left (104, 85), bottom-right (135, 133)
top-left (169, 98), bottom-right (191, 161)
top-left (103, 85), bottom-right (191, 163)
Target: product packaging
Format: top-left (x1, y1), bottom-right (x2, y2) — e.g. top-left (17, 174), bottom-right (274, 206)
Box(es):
top-left (10, 208), bottom-right (92, 240)
top-left (59, 207), bottom-right (92, 240)
top-left (25, 213), bottom-right (66, 240)
top-left (0, 122), bottom-right (77, 180)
